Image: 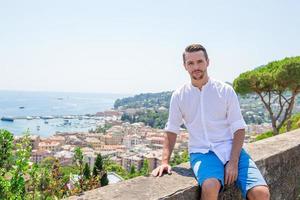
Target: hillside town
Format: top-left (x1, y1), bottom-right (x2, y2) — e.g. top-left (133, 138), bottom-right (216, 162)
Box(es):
top-left (14, 107), bottom-right (275, 182)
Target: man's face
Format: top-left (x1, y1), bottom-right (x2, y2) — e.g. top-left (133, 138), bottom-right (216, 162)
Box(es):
top-left (184, 51), bottom-right (209, 81)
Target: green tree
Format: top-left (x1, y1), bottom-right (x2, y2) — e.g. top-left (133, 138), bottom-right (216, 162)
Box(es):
top-left (234, 56), bottom-right (300, 135)
top-left (92, 123), bottom-right (113, 134)
top-left (73, 147), bottom-right (84, 194)
top-left (139, 159), bottom-right (149, 176)
top-left (38, 167), bottom-right (52, 199)
top-left (104, 161), bottom-right (129, 180)
top-left (40, 156), bottom-right (56, 169)
top-left (0, 129), bottom-right (14, 172)
top-left (129, 165), bottom-right (137, 178)
top-left (100, 172), bottom-right (109, 186)
top-left (181, 149), bottom-right (189, 163)
top-left (10, 133), bottom-right (31, 199)
top-left (50, 159), bottom-right (63, 199)
top-left (92, 153), bottom-right (109, 187)
top-left (93, 154), bottom-right (103, 176)
top-left (27, 163), bottom-right (39, 200)
top-left (0, 129), bottom-right (14, 200)
top-left (83, 163), bottom-right (91, 180)
top-left (170, 152), bottom-right (182, 166)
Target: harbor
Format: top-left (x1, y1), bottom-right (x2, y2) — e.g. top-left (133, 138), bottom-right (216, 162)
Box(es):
top-left (0, 114), bottom-right (118, 137)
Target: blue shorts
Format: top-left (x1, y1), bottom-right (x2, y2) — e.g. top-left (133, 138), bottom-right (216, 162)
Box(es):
top-left (190, 148), bottom-right (268, 199)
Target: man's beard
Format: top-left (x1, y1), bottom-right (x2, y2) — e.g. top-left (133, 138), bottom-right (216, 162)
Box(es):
top-left (191, 70), bottom-right (206, 80)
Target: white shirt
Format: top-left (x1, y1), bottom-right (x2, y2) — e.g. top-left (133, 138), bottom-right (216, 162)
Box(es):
top-left (165, 77), bottom-right (247, 164)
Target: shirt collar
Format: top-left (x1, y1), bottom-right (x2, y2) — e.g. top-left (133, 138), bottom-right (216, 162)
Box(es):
top-left (190, 77), bottom-right (211, 91)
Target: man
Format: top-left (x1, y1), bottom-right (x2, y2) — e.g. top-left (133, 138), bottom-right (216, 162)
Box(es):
top-left (152, 44), bottom-right (270, 200)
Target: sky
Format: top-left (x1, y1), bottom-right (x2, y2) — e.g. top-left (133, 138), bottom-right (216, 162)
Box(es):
top-left (0, 0), bottom-right (300, 95)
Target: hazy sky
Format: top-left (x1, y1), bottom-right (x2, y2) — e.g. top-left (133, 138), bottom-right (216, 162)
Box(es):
top-left (1, 0), bottom-right (299, 94)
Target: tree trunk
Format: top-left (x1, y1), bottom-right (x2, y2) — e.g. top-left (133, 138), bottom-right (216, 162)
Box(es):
top-left (286, 119), bottom-right (292, 132)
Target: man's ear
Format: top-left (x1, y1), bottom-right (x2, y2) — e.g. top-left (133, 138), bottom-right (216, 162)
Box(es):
top-left (206, 59), bottom-right (210, 67)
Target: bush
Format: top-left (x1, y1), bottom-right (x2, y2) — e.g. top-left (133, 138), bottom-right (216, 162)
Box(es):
top-left (255, 131), bottom-right (274, 141)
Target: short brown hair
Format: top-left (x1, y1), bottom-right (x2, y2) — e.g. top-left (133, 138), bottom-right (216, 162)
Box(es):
top-left (183, 44), bottom-right (208, 64)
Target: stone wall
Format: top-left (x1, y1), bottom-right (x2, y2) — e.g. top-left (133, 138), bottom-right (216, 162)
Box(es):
top-left (66, 129), bottom-right (300, 200)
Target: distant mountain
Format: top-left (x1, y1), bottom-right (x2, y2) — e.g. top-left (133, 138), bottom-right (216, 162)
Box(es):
top-left (114, 91), bottom-right (173, 110)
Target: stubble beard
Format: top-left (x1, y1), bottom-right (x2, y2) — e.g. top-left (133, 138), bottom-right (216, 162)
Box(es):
top-left (191, 70), bottom-right (206, 80)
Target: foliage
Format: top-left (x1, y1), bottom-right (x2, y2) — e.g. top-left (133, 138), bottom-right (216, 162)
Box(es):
top-left (279, 112), bottom-right (300, 133)
top-left (92, 153), bottom-right (109, 187)
top-left (234, 56), bottom-right (300, 135)
top-left (93, 154), bottom-right (103, 175)
top-left (255, 131), bottom-right (274, 141)
top-left (0, 129), bottom-right (14, 172)
top-left (90, 123), bottom-right (113, 134)
top-left (139, 159), bottom-right (149, 176)
top-left (121, 110), bottom-right (169, 129)
top-left (129, 165), bottom-right (137, 178)
top-left (104, 162), bottom-right (130, 180)
top-left (83, 163), bottom-right (91, 180)
top-left (255, 112), bottom-right (300, 141)
top-left (170, 149), bottom-right (189, 167)
top-left (0, 130), bottom-right (31, 199)
top-left (0, 130), bottom-right (114, 199)
top-left (114, 91), bottom-right (172, 109)
top-left (100, 172), bottom-right (109, 186)
top-left (73, 147), bottom-right (84, 194)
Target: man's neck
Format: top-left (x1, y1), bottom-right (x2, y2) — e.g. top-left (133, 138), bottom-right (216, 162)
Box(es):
top-left (191, 76), bottom-right (209, 91)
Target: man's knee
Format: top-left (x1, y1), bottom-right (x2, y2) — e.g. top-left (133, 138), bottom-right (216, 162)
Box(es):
top-left (201, 178), bottom-right (221, 194)
top-left (247, 185), bottom-right (270, 200)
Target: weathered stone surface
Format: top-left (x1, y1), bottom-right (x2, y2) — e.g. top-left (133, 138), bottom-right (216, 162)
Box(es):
top-left (66, 129), bottom-right (300, 200)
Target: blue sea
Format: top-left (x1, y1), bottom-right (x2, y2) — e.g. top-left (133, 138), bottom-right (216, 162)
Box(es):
top-left (0, 90), bottom-right (129, 137)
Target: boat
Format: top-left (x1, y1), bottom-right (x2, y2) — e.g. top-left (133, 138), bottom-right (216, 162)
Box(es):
top-left (26, 116), bottom-right (33, 120)
top-left (64, 119), bottom-right (71, 125)
top-left (63, 115), bottom-right (74, 119)
top-left (41, 116), bottom-right (54, 120)
top-left (1, 117), bottom-right (14, 122)
top-left (19, 106), bottom-right (25, 109)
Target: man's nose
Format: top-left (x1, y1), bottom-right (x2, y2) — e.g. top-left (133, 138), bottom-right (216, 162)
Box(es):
top-left (193, 63), bottom-right (201, 70)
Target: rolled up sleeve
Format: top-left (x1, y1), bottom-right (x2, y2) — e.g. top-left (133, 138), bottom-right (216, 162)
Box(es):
top-left (165, 92), bottom-right (183, 134)
top-left (227, 87), bottom-right (247, 135)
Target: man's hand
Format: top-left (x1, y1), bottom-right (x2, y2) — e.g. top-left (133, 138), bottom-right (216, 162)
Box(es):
top-left (224, 160), bottom-right (238, 185)
top-left (151, 163), bottom-right (172, 177)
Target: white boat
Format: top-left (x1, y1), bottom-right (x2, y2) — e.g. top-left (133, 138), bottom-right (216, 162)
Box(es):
top-left (41, 116), bottom-right (54, 120)
top-left (63, 115), bottom-right (74, 119)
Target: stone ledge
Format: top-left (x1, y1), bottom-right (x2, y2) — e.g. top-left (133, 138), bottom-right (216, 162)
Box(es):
top-left (66, 129), bottom-right (300, 200)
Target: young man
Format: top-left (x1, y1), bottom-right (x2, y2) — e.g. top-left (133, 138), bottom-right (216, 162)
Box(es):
top-left (152, 44), bottom-right (270, 200)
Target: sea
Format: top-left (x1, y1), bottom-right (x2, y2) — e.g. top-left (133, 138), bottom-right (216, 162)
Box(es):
top-left (0, 90), bottom-right (129, 137)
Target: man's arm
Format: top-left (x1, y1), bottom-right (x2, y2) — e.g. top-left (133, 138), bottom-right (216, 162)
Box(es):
top-left (230, 129), bottom-right (245, 162)
top-left (151, 131), bottom-right (177, 177)
top-left (225, 86), bottom-right (247, 185)
top-left (225, 129), bottom-right (245, 185)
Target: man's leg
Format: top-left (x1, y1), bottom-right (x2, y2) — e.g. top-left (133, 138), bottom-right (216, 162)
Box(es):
top-left (190, 151), bottom-right (224, 200)
top-left (247, 185), bottom-right (270, 200)
top-left (236, 148), bottom-right (269, 199)
top-left (201, 178), bottom-right (221, 200)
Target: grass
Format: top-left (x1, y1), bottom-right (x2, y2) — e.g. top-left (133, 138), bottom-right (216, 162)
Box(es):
top-left (255, 112), bottom-right (300, 141)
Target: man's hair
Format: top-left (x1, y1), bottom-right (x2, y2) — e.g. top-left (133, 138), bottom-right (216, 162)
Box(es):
top-left (183, 44), bottom-right (208, 64)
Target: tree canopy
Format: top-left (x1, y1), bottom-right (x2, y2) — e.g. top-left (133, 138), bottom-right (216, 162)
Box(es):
top-left (234, 56), bottom-right (300, 135)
